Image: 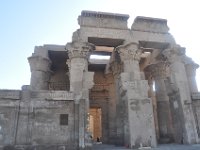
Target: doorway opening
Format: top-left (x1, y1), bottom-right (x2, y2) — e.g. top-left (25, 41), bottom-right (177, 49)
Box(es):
top-left (89, 108), bottom-right (102, 142)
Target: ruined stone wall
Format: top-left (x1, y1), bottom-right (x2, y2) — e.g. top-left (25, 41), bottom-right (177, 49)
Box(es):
top-left (2, 10), bottom-right (200, 149)
top-left (192, 93), bottom-right (200, 138)
top-left (0, 90), bottom-right (20, 145)
top-left (0, 89), bottom-right (76, 149)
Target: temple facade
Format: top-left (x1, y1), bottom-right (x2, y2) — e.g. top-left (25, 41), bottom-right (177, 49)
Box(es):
top-left (0, 11), bottom-right (200, 150)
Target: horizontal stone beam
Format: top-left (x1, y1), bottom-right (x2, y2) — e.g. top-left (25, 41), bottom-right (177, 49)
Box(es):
top-left (81, 10), bottom-right (129, 20)
top-left (0, 90), bottom-right (21, 100)
top-left (31, 91), bottom-right (74, 100)
top-left (78, 10), bottom-right (129, 29)
top-left (131, 16), bottom-right (169, 33)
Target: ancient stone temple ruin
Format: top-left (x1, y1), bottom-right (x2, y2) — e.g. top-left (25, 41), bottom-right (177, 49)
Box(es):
top-left (0, 11), bottom-right (200, 149)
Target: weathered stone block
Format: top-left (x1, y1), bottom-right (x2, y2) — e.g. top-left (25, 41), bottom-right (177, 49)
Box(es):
top-left (131, 16), bottom-right (169, 33)
top-left (78, 11), bottom-right (129, 29)
top-left (0, 90), bottom-right (20, 100)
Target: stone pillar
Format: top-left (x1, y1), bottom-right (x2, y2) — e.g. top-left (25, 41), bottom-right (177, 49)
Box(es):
top-left (105, 73), bottom-right (117, 144)
top-left (162, 45), bottom-right (199, 144)
top-left (110, 60), bottom-right (124, 145)
top-left (66, 41), bottom-right (94, 149)
top-left (185, 62), bottom-right (199, 93)
top-left (147, 77), bottom-right (159, 141)
top-left (15, 86), bottom-right (32, 145)
top-left (145, 62), bottom-right (174, 143)
top-left (28, 46), bottom-right (51, 90)
top-left (116, 42), bottom-right (157, 148)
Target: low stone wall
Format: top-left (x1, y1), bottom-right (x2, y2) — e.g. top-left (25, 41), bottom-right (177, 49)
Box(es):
top-left (0, 89), bottom-right (76, 149)
top-left (1, 144), bottom-right (77, 150)
top-left (0, 90), bottom-right (21, 146)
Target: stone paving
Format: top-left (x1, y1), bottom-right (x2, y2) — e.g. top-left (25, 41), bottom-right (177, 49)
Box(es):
top-left (92, 144), bottom-right (200, 150)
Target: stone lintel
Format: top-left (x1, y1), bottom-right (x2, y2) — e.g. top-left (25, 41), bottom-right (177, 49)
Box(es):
top-left (131, 16), bottom-right (169, 33)
top-left (78, 10), bottom-right (129, 29)
top-left (0, 90), bottom-right (21, 100)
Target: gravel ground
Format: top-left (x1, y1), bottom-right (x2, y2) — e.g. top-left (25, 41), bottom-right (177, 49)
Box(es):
top-left (92, 144), bottom-right (200, 150)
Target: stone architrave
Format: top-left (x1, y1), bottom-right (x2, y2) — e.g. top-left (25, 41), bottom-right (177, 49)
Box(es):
top-left (28, 46), bottom-right (51, 90)
top-left (116, 42), bottom-right (157, 148)
top-left (145, 62), bottom-right (174, 142)
top-left (162, 45), bottom-right (199, 144)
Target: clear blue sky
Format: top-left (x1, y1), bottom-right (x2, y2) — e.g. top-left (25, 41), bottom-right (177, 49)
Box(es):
top-left (0, 0), bottom-right (199, 90)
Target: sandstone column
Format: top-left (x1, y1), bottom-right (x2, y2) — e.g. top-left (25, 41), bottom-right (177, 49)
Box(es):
top-left (66, 41), bottom-right (94, 149)
top-left (28, 46), bottom-right (51, 90)
top-left (162, 45), bottom-right (199, 144)
top-left (145, 62), bottom-right (173, 143)
top-left (146, 76), bottom-right (159, 141)
top-left (116, 42), bottom-right (157, 148)
top-left (185, 62), bottom-right (199, 93)
top-left (110, 59), bottom-right (124, 145)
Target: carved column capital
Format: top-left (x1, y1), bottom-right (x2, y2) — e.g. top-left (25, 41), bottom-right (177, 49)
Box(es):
top-left (162, 45), bottom-right (185, 63)
top-left (115, 42), bottom-right (142, 61)
top-left (28, 56), bottom-right (51, 72)
top-left (145, 62), bottom-right (169, 79)
top-left (66, 41), bottom-right (95, 59)
top-left (185, 62), bottom-right (199, 77)
top-left (28, 55), bottom-right (52, 90)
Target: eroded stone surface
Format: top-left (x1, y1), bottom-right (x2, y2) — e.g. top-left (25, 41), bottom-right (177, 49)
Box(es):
top-left (0, 10), bottom-right (200, 150)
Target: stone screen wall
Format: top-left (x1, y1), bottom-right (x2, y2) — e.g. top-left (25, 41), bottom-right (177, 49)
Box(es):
top-left (0, 90), bottom-right (76, 148)
top-left (31, 101), bottom-right (74, 145)
top-left (0, 90), bottom-right (20, 145)
top-left (192, 93), bottom-right (200, 138)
